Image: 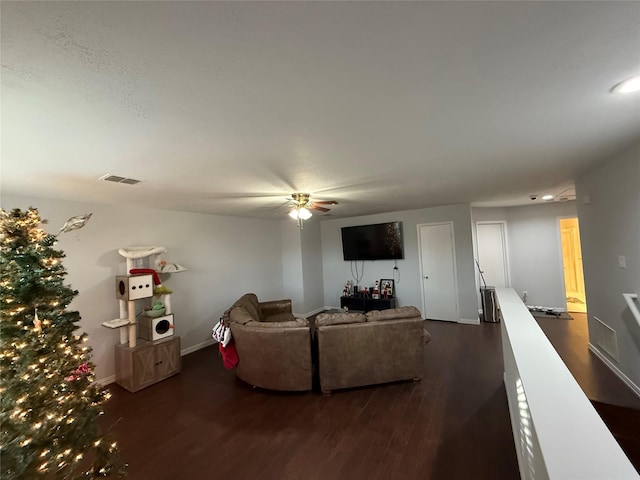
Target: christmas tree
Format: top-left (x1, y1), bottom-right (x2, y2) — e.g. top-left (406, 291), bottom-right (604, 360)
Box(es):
top-left (0, 208), bottom-right (124, 479)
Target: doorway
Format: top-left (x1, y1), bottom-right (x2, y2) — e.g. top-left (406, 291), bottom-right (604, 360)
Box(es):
top-left (417, 222), bottom-right (459, 322)
top-left (559, 217), bottom-right (587, 313)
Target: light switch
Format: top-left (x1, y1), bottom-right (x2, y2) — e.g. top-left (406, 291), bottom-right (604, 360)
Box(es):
top-left (618, 255), bottom-right (627, 269)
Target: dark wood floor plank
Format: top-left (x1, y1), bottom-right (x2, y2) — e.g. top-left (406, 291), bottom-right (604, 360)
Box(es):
top-left (100, 313), bottom-right (638, 479)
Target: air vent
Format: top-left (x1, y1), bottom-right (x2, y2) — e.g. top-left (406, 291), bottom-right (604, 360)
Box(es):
top-left (592, 316), bottom-right (619, 361)
top-left (100, 174), bottom-right (141, 185)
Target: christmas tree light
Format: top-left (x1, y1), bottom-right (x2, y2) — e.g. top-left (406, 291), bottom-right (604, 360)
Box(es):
top-left (0, 208), bottom-right (125, 479)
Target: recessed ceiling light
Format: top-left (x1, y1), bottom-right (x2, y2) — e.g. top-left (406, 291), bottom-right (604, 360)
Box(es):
top-left (542, 194), bottom-right (554, 201)
top-left (611, 74), bottom-right (640, 94)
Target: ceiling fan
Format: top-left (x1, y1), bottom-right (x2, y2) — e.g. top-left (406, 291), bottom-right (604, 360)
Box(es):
top-left (287, 192), bottom-right (338, 228)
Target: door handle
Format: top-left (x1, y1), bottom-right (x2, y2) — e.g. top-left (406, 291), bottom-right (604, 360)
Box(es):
top-left (424, 275), bottom-right (429, 279)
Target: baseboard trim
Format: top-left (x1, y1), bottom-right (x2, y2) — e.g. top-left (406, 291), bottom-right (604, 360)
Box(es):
top-left (459, 318), bottom-right (481, 325)
top-left (97, 374), bottom-right (116, 386)
top-left (182, 339), bottom-right (215, 356)
top-left (589, 343), bottom-right (640, 399)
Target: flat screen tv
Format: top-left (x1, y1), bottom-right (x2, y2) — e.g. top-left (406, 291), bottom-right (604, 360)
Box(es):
top-left (341, 221), bottom-right (404, 261)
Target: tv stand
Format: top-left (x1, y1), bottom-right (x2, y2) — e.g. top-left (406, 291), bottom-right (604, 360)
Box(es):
top-left (340, 296), bottom-right (396, 312)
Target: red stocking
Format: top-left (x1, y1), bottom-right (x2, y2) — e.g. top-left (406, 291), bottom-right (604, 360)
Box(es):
top-left (219, 342), bottom-right (239, 369)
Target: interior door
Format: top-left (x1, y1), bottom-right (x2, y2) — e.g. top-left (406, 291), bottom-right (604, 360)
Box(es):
top-left (560, 217), bottom-right (587, 313)
top-left (476, 222), bottom-right (510, 288)
top-left (418, 222), bottom-right (459, 322)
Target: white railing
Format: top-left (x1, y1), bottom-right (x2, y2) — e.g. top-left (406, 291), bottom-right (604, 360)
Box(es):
top-left (496, 287), bottom-right (639, 480)
top-left (623, 293), bottom-right (640, 328)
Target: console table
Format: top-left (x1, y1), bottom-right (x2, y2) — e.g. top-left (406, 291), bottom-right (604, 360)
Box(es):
top-left (340, 296), bottom-right (396, 312)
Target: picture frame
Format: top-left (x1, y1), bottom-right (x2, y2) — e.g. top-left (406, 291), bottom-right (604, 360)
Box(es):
top-left (380, 279), bottom-right (395, 298)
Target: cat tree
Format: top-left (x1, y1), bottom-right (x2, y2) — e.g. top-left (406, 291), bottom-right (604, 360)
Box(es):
top-left (102, 245), bottom-right (185, 347)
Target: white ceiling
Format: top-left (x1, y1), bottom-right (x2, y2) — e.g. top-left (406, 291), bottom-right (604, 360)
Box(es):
top-left (2, 1), bottom-right (639, 220)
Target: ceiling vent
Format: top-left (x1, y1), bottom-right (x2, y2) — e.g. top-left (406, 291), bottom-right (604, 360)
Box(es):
top-left (99, 174), bottom-right (141, 185)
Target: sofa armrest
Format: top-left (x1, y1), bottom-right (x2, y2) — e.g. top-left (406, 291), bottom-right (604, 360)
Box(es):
top-left (259, 299), bottom-right (293, 318)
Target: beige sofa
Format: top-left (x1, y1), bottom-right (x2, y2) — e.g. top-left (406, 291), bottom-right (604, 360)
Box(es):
top-left (315, 306), bottom-right (428, 394)
top-left (223, 293), bottom-right (312, 392)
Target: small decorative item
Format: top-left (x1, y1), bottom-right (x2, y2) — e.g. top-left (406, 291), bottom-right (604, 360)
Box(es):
top-left (58, 213), bottom-right (92, 234)
top-left (144, 301), bottom-right (166, 317)
top-left (158, 260), bottom-right (187, 273)
top-left (380, 279), bottom-right (395, 298)
top-left (372, 281), bottom-right (380, 299)
top-left (33, 308), bottom-right (42, 334)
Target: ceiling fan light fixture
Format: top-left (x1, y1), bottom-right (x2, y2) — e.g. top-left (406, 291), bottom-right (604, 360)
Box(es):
top-left (288, 207), bottom-right (312, 220)
top-left (288, 204), bottom-right (312, 229)
top-left (298, 207), bottom-right (312, 220)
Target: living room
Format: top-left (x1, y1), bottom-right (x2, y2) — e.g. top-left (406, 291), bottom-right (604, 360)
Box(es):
top-left (2, 1), bottom-right (639, 478)
top-left (3, 147), bottom-right (637, 389)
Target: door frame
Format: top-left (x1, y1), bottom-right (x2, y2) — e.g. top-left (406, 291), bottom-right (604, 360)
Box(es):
top-left (557, 215), bottom-right (587, 313)
top-left (475, 220), bottom-right (511, 288)
top-left (417, 221), bottom-right (460, 321)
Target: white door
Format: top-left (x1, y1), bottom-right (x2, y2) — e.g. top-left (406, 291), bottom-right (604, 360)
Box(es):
top-left (418, 222), bottom-right (459, 322)
top-left (476, 222), bottom-right (510, 288)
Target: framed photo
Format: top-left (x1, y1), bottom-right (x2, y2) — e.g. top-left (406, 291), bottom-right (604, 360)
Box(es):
top-left (380, 279), bottom-right (395, 298)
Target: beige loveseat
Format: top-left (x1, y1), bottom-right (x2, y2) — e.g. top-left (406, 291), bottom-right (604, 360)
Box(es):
top-left (223, 293), bottom-right (312, 391)
top-left (315, 306), bottom-right (428, 395)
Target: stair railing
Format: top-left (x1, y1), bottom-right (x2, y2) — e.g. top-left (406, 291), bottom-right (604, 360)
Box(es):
top-left (496, 287), bottom-right (639, 480)
top-left (623, 293), bottom-right (640, 328)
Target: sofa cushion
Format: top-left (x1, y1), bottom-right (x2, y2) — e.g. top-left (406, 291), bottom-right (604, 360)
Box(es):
top-left (234, 293), bottom-right (262, 322)
top-left (264, 312), bottom-right (296, 323)
top-left (244, 318), bottom-right (308, 328)
top-left (229, 306), bottom-right (256, 325)
top-left (315, 312), bottom-right (367, 327)
top-left (366, 306), bottom-right (422, 322)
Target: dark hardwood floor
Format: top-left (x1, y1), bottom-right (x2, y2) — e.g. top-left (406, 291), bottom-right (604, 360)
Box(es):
top-left (534, 313), bottom-right (640, 409)
top-left (101, 313), bottom-right (639, 479)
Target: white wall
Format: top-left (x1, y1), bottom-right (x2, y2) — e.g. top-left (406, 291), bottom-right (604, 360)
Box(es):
top-left (575, 142), bottom-right (640, 392)
top-left (2, 194), bottom-right (288, 384)
top-left (281, 224), bottom-right (304, 311)
top-left (472, 207), bottom-right (507, 223)
top-left (320, 204), bottom-right (478, 322)
top-left (280, 219), bottom-right (326, 315)
top-left (301, 220), bottom-right (325, 314)
top-left (472, 202), bottom-right (578, 309)
top-left (506, 202), bottom-right (578, 309)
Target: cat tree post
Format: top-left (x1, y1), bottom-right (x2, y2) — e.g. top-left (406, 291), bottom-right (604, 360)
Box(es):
top-left (119, 300), bottom-right (128, 344)
top-left (127, 300), bottom-right (136, 347)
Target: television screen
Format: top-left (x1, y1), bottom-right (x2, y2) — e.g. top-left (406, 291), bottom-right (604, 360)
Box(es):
top-left (341, 221), bottom-right (404, 261)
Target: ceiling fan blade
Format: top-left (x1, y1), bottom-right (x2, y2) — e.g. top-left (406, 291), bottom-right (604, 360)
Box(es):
top-left (206, 192), bottom-right (286, 200)
top-left (312, 200), bottom-right (338, 205)
top-left (310, 205), bottom-right (331, 212)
